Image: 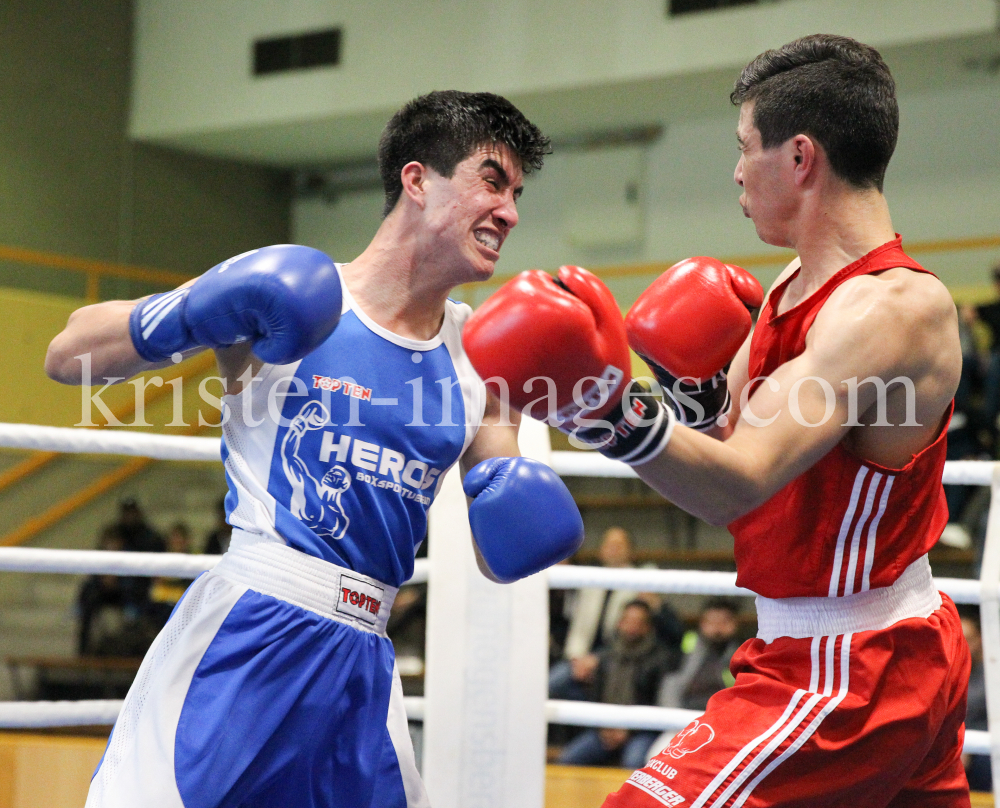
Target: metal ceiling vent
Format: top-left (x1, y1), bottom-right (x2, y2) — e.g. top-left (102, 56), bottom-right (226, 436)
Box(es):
top-left (253, 28), bottom-right (343, 76)
top-left (668, 0), bottom-right (759, 15)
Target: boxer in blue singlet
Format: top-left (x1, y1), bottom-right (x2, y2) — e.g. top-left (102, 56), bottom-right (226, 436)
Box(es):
top-left (46, 91), bottom-right (581, 808)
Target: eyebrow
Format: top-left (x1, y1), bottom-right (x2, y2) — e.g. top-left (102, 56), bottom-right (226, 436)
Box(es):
top-left (480, 158), bottom-right (523, 198)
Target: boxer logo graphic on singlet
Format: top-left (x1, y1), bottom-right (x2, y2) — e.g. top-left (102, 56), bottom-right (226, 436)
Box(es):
top-left (665, 720), bottom-right (715, 759)
top-left (281, 401), bottom-right (351, 540)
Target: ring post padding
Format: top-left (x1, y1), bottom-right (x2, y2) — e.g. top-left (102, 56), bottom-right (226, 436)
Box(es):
top-left (422, 417), bottom-right (549, 808)
top-left (980, 463), bottom-right (1000, 802)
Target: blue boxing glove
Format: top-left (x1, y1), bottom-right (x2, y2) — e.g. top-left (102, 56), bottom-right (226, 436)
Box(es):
top-left (129, 244), bottom-right (342, 365)
top-left (464, 457), bottom-right (584, 584)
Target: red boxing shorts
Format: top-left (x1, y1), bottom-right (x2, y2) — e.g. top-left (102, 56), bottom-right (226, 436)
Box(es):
top-left (604, 593), bottom-right (970, 808)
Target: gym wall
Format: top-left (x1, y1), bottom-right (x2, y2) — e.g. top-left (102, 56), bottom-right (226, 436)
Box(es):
top-left (0, 0), bottom-right (290, 302)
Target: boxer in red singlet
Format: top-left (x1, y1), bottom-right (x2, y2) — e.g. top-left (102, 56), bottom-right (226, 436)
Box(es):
top-left (599, 36), bottom-right (970, 807)
top-left (461, 33), bottom-right (969, 807)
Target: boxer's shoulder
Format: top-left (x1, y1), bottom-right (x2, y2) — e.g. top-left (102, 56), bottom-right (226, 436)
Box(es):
top-left (815, 267), bottom-right (955, 355)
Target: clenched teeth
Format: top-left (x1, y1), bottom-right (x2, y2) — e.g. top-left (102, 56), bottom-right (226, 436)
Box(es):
top-left (475, 231), bottom-right (500, 251)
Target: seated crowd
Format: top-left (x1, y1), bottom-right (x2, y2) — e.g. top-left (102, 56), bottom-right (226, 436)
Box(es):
top-left (549, 526), bottom-right (743, 769)
top-left (548, 524), bottom-right (991, 794)
top-left (76, 496), bottom-right (230, 658)
top-left (76, 494), bottom-right (991, 787)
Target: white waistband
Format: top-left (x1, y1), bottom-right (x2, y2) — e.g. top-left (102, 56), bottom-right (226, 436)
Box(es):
top-left (212, 530), bottom-right (397, 637)
top-left (755, 554), bottom-right (942, 643)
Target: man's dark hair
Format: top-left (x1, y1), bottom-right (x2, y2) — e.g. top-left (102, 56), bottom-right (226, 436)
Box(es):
top-left (377, 90), bottom-right (550, 217)
top-left (731, 34), bottom-right (898, 192)
top-left (623, 599), bottom-right (655, 620)
top-left (957, 603), bottom-right (981, 629)
top-left (702, 597), bottom-right (740, 617)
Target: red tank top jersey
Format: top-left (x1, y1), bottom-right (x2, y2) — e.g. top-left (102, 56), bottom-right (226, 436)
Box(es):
top-left (728, 236), bottom-right (952, 598)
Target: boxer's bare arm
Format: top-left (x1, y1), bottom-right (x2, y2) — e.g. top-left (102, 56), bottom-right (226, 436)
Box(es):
top-left (713, 335), bottom-right (751, 440)
top-left (460, 391), bottom-right (522, 474)
top-left (634, 268), bottom-right (960, 525)
top-left (46, 279), bottom-right (257, 392)
top-left (710, 258), bottom-right (800, 441)
top-left (45, 297), bottom-right (178, 386)
top-left (460, 390), bottom-right (522, 582)
top-left (45, 278), bottom-right (199, 386)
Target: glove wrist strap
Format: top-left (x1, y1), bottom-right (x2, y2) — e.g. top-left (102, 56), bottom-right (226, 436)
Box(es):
top-left (646, 360), bottom-right (731, 432)
top-left (128, 289), bottom-right (198, 362)
top-left (566, 381), bottom-right (675, 466)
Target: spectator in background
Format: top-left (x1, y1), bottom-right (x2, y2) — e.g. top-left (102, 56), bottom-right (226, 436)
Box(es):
top-left (659, 598), bottom-right (741, 711)
top-left (116, 497), bottom-right (165, 554)
top-left (962, 263), bottom-right (1000, 441)
top-left (641, 592), bottom-right (687, 658)
top-left (947, 267), bottom-right (1000, 559)
top-left (203, 495), bottom-right (232, 555)
top-left (960, 606), bottom-right (990, 792)
top-left (645, 598), bottom-right (742, 760)
top-left (549, 527), bottom-right (641, 701)
top-left (76, 525), bottom-right (150, 655)
top-left (386, 585), bottom-right (427, 664)
top-left (548, 559), bottom-right (572, 664)
top-left (939, 311), bottom-right (987, 552)
top-left (558, 600), bottom-right (676, 769)
top-left (147, 522), bottom-right (194, 630)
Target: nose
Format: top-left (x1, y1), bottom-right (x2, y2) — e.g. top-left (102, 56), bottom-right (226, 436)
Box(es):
top-left (495, 192), bottom-right (519, 232)
top-left (734, 155), bottom-right (744, 187)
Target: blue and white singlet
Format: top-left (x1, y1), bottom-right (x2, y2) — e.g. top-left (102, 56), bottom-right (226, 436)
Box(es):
top-left (220, 273), bottom-right (486, 587)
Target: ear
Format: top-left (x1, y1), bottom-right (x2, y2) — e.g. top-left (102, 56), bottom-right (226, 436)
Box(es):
top-left (791, 134), bottom-right (817, 186)
top-left (400, 161), bottom-right (429, 208)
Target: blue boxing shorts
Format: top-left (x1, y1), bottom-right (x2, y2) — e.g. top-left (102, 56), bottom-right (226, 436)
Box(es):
top-left (86, 536), bottom-right (429, 808)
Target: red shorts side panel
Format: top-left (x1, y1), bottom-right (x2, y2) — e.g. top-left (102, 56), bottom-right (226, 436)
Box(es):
top-left (603, 596), bottom-right (971, 808)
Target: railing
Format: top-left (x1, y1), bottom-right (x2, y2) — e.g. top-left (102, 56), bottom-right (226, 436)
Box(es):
top-left (0, 244), bottom-right (190, 302)
top-left (0, 353), bottom-right (219, 547)
top-left (2, 235), bottom-right (999, 302)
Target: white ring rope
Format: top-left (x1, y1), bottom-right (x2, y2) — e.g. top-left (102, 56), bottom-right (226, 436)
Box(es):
top-left (548, 451), bottom-right (995, 487)
top-left (547, 565), bottom-right (983, 605)
top-left (0, 694), bottom-right (987, 754)
top-left (550, 566), bottom-right (751, 596)
top-left (0, 548), bottom-right (431, 584)
top-left (0, 549), bottom-right (973, 605)
top-left (0, 423), bottom-right (991, 761)
top-left (0, 423), bottom-right (989, 485)
top-left (0, 423), bottom-right (221, 461)
top-left (0, 700), bottom-right (124, 728)
top-left (0, 548), bottom-right (220, 577)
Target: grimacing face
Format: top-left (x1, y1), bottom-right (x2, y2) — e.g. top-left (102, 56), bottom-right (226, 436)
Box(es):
top-left (419, 144), bottom-right (523, 281)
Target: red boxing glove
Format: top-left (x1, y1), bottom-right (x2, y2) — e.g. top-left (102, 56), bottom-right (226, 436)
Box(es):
top-left (463, 266), bottom-right (631, 427)
top-left (626, 258), bottom-right (763, 430)
top-left (627, 257), bottom-right (762, 379)
top-left (464, 266), bottom-right (675, 465)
